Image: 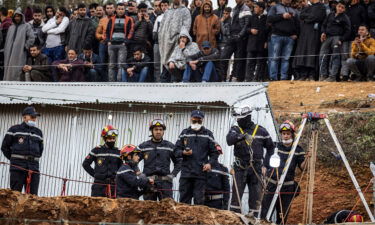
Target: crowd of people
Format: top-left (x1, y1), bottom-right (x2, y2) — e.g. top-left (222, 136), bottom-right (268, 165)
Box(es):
top-left (1, 106), bottom-right (367, 224)
top-left (0, 0), bottom-right (374, 82)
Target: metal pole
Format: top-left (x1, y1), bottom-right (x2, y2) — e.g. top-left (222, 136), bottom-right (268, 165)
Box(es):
top-left (231, 169), bottom-right (244, 214)
top-left (305, 126), bottom-right (318, 224)
top-left (265, 117), bottom-right (308, 221)
top-left (324, 118), bottom-right (375, 222)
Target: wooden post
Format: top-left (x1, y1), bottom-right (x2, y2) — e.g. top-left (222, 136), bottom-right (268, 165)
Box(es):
top-left (305, 127), bottom-right (318, 224)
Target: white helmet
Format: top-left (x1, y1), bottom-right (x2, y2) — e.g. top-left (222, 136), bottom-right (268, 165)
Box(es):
top-left (231, 106), bottom-right (252, 119)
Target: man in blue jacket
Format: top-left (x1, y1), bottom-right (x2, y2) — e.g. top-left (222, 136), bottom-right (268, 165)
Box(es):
top-left (1, 106), bottom-right (43, 195)
top-left (175, 110), bottom-right (220, 205)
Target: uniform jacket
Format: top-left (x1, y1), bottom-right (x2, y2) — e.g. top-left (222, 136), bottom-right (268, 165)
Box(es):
top-left (3, 9), bottom-right (35, 81)
top-left (138, 139), bottom-right (181, 177)
top-left (175, 126), bottom-right (219, 179)
top-left (82, 145), bottom-right (122, 182)
top-left (351, 35), bottom-right (375, 59)
top-left (193, 0), bottom-right (221, 49)
top-left (205, 162), bottom-right (230, 209)
top-left (116, 163), bottom-right (150, 199)
top-left (1, 122), bottom-right (43, 171)
top-left (168, 28), bottom-right (200, 70)
top-left (226, 123), bottom-right (274, 165)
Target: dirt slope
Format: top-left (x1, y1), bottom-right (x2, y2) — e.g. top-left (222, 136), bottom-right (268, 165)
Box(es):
top-left (0, 189), bottom-right (243, 225)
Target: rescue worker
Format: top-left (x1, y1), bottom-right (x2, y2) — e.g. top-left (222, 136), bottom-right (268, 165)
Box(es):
top-left (1, 106), bottom-right (43, 195)
top-left (138, 119), bottom-right (182, 200)
top-left (116, 144), bottom-right (155, 199)
top-left (324, 210), bottom-right (364, 223)
top-left (261, 120), bottom-right (307, 224)
top-left (204, 146), bottom-right (230, 210)
top-left (226, 106), bottom-right (274, 216)
top-left (82, 125), bottom-right (122, 198)
top-left (175, 110), bottom-right (220, 205)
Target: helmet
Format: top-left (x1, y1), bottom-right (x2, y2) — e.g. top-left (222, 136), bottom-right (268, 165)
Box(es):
top-left (279, 120), bottom-right (296, 133)
top-left (149, 119), bottom-right (166, 131)
top-left (120, 144), bottom-right (141, 159)
top-left (347, 213), bottom-right (364, 223)
top-left (101, 125), bottom-right (119, 138)
top-left (232, 106), bottom-right (252, 119)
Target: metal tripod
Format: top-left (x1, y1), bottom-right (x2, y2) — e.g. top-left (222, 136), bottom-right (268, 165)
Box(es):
top-left (265, 113), bottom-right (375, 223)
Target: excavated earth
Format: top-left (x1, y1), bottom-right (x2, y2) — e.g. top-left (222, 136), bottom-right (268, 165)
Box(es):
top-left (0, 189), bottom-right (244, 225)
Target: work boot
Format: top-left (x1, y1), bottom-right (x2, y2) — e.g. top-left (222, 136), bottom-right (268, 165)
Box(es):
top-left (324, 76), bottom-right (336, 82)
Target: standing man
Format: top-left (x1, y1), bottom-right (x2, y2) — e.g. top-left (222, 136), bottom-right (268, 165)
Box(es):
top-left (82, 125), bottom-right (122, 198)
top-left (138, 119), bottom-right (181, 200)
top-left (153, 0), bottom-right (169, 82)
top-left (0, 7), bottom-right (13, 80)
top-left (106, 3), bottom-right (135, 82)
top-left (66, 4), bottom-right (95, 55)
top-left (226, 106), bottom-right (274, 216)
top-left (158, 0), bottom-right (191, 82)
top-left (28, 8), bottom-right (45, 47)
top-left (220, 0), bottom-right (251, 82)
top-left (3, 9), bottom-right (35, 81)
top-left (267, 0), bottom-right (300, 81)
top-left (193, 0), bottom-right (220, 49)
top-left (204, 147), bottom-right (230, 210)
top-left (42, 7), bottom-right (70, 64)
top-left (1, 106), bottom-right (43, 195)
top-left (175, 110), bottom-right (220, 205)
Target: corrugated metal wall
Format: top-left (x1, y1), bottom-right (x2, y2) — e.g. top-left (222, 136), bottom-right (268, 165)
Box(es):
top-left (0, 101), bottom-right (277, 214)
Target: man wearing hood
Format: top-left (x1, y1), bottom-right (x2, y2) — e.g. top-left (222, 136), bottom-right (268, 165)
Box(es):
top-left (3, 9), bottom-right (35, 81)
top-left (175, 110), bottom-right (219, 205)
top-left (193, 0), bottom-right (220, 49)
top-left (159, 0), bottom-right (191, 81)
top-left (167, 28), bottom-right (200, 82)
top-left (226, 106), bottom-right (275, 216)
top-left (65, 4), bottom-right (95, 55)
top-left (213, 0), bottom-right (228, 17)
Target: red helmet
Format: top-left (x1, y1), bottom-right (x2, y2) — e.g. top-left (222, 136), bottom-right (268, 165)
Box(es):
top-left (347, 213), bottom-right (364, 223)
top-left (279, 120), bottom-right (296, 133)
top-left (120, 144), bottom-right (140, 158)
top-left (149, 119), bottom-right (166, 131)
top-left (101, 125), bottom-right (119, 138)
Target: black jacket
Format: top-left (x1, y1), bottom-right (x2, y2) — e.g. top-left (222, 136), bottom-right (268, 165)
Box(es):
top-left (124, 54), bottom-right (151, 73)
top-left (205, 163), bottom-right (230, 209)
top-left (138, 139), bottom-right (181, 177)
top-left (175, 126), bottom-right (219, 179)
top-left (369, 2), bottom-right (375, 29)
top-left (230, 3), bottom-right (251, 39)
top-left (346, 3), bottom-right (368, 40)
top-left (116, 163), bottom-right (150, 199)
top-left (226, 124), bottom-right (274, 165)
top-left (26, 53), bottom-right (50, 79)
top-left (66, 16), bottom-right (95, 54)
top-left (267, 3), bottom-right (300, 36)
top-left (213, 7), bottom-right (226, 18)
top-left (321, 12), bottom-right (351, 42)
top-left (1, 122), bottom-right (43, 171)
top-left (247, 14), bottom-right (269, 52)
top-left (133, 17), bottom-right (153, 43)
top-left (264, 142), bottom-right (305, 182)
top-left (82, 145), bottom-right (122, 182)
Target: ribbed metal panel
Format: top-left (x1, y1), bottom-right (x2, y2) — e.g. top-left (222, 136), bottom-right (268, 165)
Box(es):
top-left (0, 100), bottom-right (277, 214)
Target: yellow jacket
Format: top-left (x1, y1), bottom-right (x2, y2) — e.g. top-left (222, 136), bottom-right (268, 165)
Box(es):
top-left (351, 35), bottom-right (375, 59)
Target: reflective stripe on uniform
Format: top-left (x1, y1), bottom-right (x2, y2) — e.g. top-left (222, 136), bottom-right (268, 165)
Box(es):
top-left (117, 169), bottom-right (134, 175)
top-left (157, 147), bottom-right (173, 151)
top-left (267, 178), bottom-right (295, 186)
top-left (11, 154), bottom-right (40, 162)
top-left (139, 147), bottom-right (154, 152)
top-left (278, 150), bottom-right (305, 155)
top-left (179, 134), bottom-right (215, 142)
top-left (6, 132), bottom-right (43, 141)
top-left (211, 169), bottom-right (231, 176)
top-left (89, 152), bottom-right (120, 158)
top-left (254, 135), bottom-right (271, 139)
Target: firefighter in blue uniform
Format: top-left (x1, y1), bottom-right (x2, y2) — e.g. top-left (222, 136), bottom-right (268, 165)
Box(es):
top-left (261, 120), bottom-right (307, 224)
top-left (82, 125), bottom-right (122, 198)
top-left (175, 110), bottom-right (220, 205)
top-left (138, 119), bottom-right (182, 200)
top-left (116, 144), bottom-right (155, 199)
top-left (226, 106), bottom-right (275, 216)
top-left (1, 106), bottom-right (43, 195)
top-left (204, 146), bottom-right (230, 210)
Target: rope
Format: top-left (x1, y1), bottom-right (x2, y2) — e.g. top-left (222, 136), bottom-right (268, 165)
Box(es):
top-left (60, 178), bottom-right (68, 196)
top-left (25, 170), bottom-right (33, 194)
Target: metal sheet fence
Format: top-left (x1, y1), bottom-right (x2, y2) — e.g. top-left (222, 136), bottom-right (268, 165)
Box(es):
top-left (0, 100), bottom-right (277, 214)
